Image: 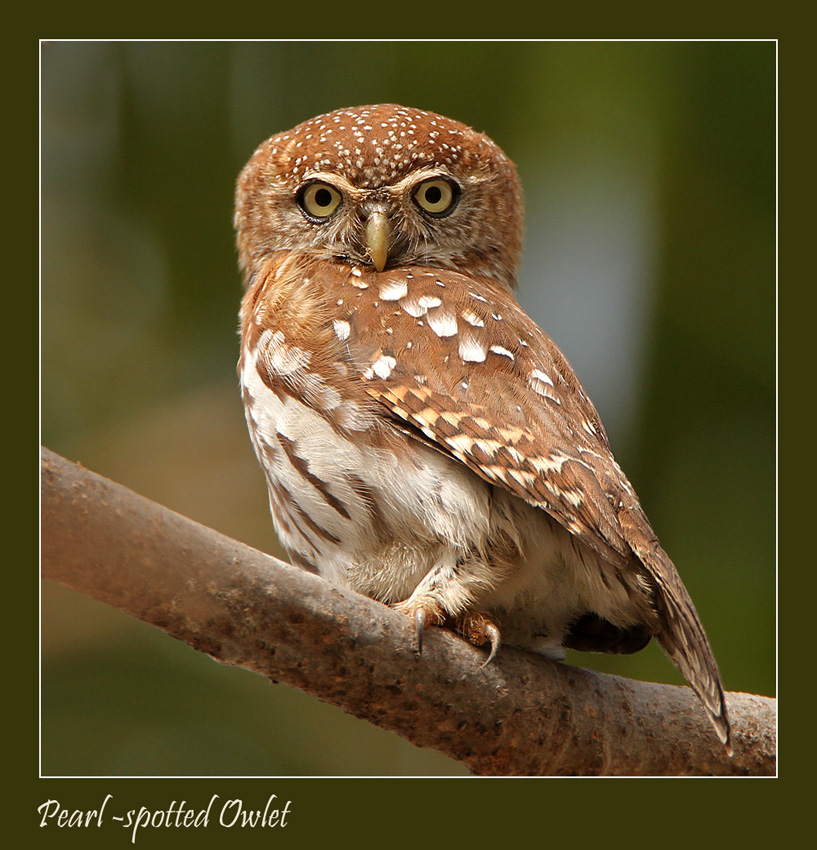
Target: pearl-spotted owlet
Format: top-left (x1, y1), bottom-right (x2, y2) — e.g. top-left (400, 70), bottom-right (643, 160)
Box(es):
top-left (235, 104), bottom-right (731, 752)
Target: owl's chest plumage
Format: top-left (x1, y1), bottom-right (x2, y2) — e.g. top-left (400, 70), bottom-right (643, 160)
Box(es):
top-left (239, 252), bottom-right (653, 653)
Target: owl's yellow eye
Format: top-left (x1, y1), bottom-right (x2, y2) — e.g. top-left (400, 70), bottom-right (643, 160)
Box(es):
top-left (413, 177), bottom-right (460, 217)
top-left (297, 182), bottom-right (343, 220)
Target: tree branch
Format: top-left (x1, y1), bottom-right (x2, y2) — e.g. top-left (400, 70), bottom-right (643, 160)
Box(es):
top-left (40, 447), bottom-right (775, 776)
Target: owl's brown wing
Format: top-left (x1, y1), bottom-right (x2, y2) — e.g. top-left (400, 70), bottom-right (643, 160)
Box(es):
top-left (337, 264), bottom-right (730, 749)
top-left (341, 265), bottom-right (643, 567)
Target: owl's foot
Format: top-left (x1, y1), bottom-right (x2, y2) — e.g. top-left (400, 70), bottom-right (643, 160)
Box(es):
top-left (394, 597), bottom-right (502, 665)
top-left (454, 611), bottom-right (502, 666)
top-left (393, 597), bottom-right (445, 654)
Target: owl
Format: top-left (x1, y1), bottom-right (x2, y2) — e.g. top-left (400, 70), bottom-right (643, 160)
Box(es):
top-left (235, 104), bottom-right (731, 753)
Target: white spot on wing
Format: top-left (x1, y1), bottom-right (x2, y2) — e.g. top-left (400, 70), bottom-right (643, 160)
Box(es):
top-left (531, 368), bottom-right (553, 387)
top-left (529, 369), bottom-right (561, 404)
top-left (459, 336), bottom-right (487, 363)
top-left (489, 344), bottom-right (514, 360)
top-left (379, 279), bottom-right (408, 301)
top-left (333, 320), bottom-right (351, 341)
top-left (507, 468), bottom-right (534, 488)
top-left (447, 433), bottom-right (475, 456)
top-left (530, 453), bottom-right (568, 475)
top-left (562, 490), bottom-right (584, 507)
top-left (401, 296), bottom-right (428, 318)
top-left (427, 309), bottom-right (458, 338)
top-left (418, 295), bottom-right (442, 309)
top-left (365, 354), bottom-right (397, 379)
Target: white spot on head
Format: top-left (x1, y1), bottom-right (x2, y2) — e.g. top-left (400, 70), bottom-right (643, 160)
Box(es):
top-left (333, 319), bottom-right (351, 341)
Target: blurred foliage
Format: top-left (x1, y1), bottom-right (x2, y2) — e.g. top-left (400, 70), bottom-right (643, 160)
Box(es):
top-left (41, 41), bottom-right (775, 776)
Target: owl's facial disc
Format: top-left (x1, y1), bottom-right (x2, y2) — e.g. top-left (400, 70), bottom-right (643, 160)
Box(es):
top-left (357, 172), bottom-right (460, 271)
top-left (290, 165), bottom-right (471, 273)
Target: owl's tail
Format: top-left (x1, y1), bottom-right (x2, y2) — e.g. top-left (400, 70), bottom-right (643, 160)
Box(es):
top-left (617, 502), bottom-right (731, 753)
top-left (648, 548), bottom-right (732, 755)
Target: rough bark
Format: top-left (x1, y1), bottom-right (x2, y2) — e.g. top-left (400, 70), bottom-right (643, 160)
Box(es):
top-left (40, 446), bottom-right (776, 776)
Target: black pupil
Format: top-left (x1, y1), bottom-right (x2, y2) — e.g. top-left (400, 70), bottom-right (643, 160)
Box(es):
top-left (424, 185), bottom-right (443, 205)
top-left (314, 187), bottom-right (333, 208)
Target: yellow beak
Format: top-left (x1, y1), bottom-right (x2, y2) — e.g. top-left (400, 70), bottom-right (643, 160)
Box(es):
top-left (365, 211), bottom-right (390, 272)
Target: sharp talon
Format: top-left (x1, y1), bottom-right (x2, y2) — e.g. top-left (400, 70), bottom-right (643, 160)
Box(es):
top-left (481, 623), bottom-right (502, 667)
top-left (414, 607), bottom-right (427, 654)
top-left (394, 599), bottom-right (443, 654)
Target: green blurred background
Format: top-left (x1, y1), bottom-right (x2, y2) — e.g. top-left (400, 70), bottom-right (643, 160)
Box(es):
top-left (41, 41), bottom-right (775, 776)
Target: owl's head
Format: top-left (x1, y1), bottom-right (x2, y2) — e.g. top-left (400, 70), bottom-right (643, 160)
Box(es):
top-left (235, 104), bottom-right (524, 288)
